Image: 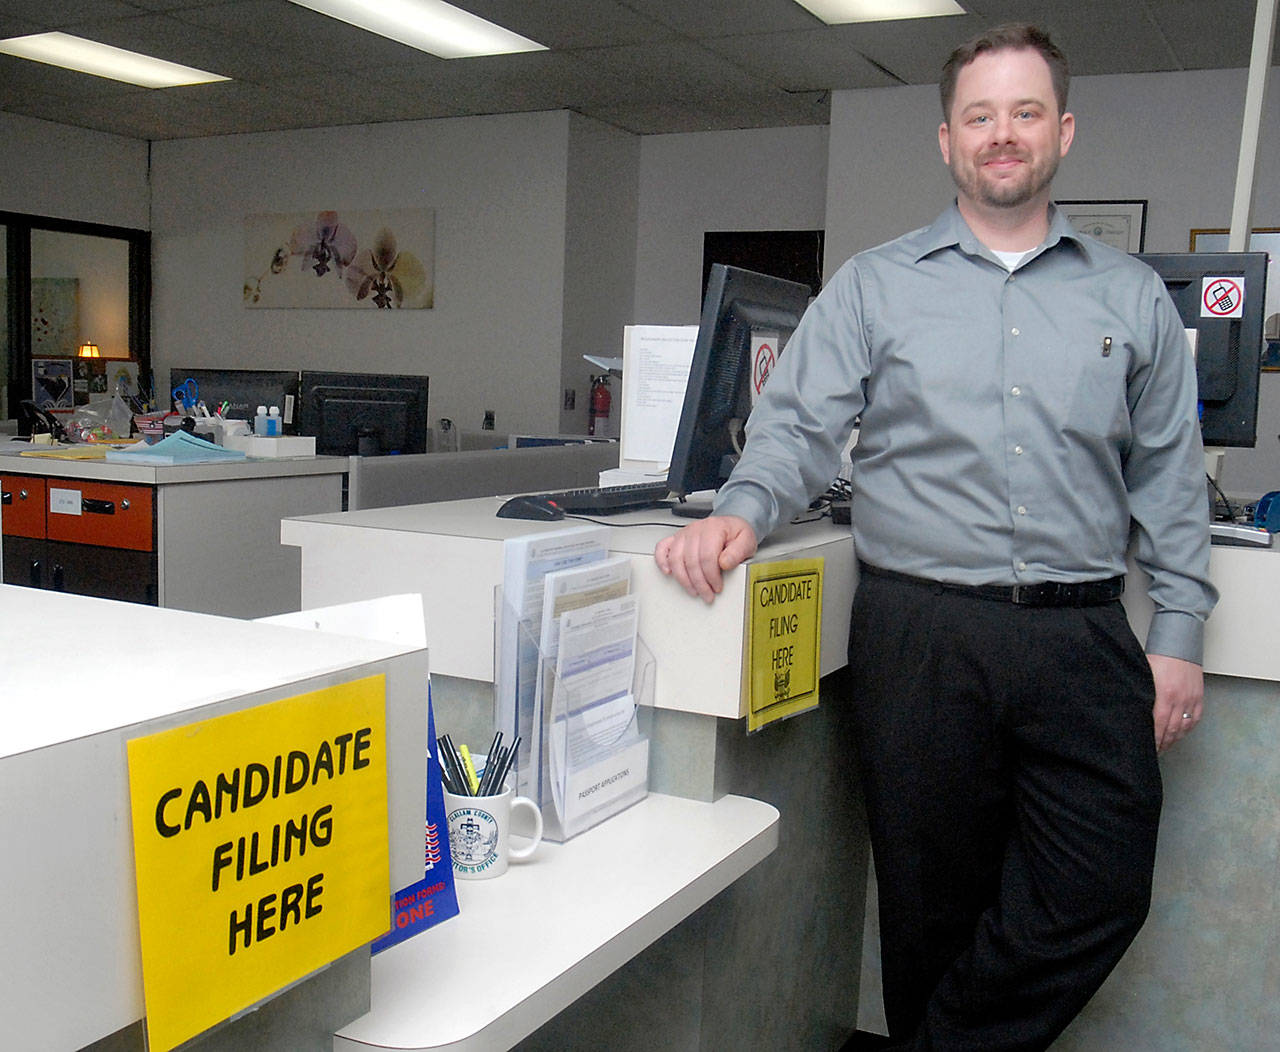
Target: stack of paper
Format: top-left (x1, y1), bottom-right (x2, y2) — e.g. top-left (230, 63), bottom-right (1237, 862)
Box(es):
top-left (105, 430), bottom-right (247, 466)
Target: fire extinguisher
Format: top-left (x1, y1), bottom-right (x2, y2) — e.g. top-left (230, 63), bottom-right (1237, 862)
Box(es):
top-left (588, 374), bottom-right (611, 436)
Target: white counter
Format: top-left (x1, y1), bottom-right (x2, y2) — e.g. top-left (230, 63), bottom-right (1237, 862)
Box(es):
top-left (1, 447), bottom-right (347, 617)
top-left (0, 585), bottom-right (429, 1051)
top-left (0, 443), bottom-right (347, 485)
top-left (334, 793), bottom-right (780, 1052)
top-left (1123, 543), bottom-right (1280, 682)
top-left (282, 496), bottom-right (854, 718)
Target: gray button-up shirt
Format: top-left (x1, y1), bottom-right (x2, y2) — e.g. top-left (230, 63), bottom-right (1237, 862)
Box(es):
top-left (713, 203), bottom-right (1216, 664)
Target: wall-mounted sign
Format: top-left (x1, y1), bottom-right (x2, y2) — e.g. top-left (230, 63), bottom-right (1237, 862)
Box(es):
top-left (127, 676), bottom-right (390, 1051)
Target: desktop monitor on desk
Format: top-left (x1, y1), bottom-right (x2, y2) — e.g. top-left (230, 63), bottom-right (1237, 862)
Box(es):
top-left (666, 264), bottom-right (812, 508)
top-left (298, 370), bottom-right (429, 456)
top-left (1137, 251), bottom-right (1268, 448)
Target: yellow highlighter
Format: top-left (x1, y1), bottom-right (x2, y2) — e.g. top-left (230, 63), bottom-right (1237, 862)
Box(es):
top-left (458, 744), bottom-right (481, 795)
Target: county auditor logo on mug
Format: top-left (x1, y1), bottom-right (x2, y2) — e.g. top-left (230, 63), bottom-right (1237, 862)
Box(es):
top-left (443, 788), bottom-right (543, 879)
top-left (449, 808), bottom-right (499, 870)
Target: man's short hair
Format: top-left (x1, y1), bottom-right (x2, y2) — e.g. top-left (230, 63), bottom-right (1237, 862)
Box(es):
top-left (940, 23), bottom-right (1070, 123)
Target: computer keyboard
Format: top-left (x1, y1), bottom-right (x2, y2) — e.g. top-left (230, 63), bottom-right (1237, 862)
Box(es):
top-left (499, 480), bottom-right (672, 518)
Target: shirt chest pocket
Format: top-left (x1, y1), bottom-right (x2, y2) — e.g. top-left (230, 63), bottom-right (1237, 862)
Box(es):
top-left (1064, 343), bottom-right (1131, 441)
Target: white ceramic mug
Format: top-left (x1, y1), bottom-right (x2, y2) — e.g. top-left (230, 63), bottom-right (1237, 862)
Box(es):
top-left (444, 788), bottom-right (543, 880)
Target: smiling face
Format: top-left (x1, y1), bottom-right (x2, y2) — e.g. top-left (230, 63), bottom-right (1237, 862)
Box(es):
top-left (938, 46), bottom-right (1074, 219)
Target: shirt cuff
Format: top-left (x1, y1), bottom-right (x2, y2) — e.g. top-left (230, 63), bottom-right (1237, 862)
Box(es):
top-left (1144, 609), bottom-right (1205, 666)
top-left (711, 485), bottom-right (774, 545)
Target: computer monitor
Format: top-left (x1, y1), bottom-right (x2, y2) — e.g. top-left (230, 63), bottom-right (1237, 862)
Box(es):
top-left (1137, 252), bottom-right (1268, 447)
top-left (667, 264), bottom-right (812, 504)
top-left (167, 368), bottom-right (300, 430)
top-left (297, 371), bottom-right (429, 456)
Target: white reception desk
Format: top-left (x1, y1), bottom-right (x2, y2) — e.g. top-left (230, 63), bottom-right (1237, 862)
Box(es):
top-left (281, 496), bottom-right (855, 718)
top-left (282, 496), bottom-right (1280, 697)
top-left (282, 497), bottom-right (1280, 1052)
top-left (0, 585), bottom-right (428, 1051)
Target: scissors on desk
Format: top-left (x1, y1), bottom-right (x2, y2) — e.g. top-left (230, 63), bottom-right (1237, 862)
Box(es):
top-left (172, 377), bottom-right (199, 412)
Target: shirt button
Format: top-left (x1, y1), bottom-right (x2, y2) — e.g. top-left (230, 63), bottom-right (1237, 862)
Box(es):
top-left (1014, 445), bottom-right (1024, 455)
top-left (1011, 386), bottom-right (1022, 396)
top-left (1018, 561), bottom-right (1028, 572)
top-left (1017, 505), bottom-right (1028, 515)
top-left (1011, 327), bottom-right (1020, 336)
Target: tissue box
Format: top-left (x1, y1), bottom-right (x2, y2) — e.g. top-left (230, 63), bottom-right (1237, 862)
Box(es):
top-left (223, 434), bottom-right (317, 458)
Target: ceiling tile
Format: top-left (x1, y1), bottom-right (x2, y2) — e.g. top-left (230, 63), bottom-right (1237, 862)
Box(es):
top-left (623, 0), bottom-right (821, 39)
top-left (702, 27), bottom-right (903, 92)
top-left (0, 0), bottom-right (1271, 140)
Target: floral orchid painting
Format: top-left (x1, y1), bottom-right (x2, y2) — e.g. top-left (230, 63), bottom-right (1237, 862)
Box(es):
top-left (291, 211), bottom-right (357, 278)
top-left (244, 208), bottom-right (434, 309)
top-left (345, 227), bottom-right (428, 309)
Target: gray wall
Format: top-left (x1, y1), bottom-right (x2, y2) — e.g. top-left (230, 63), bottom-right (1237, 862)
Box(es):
top-left (633, 124), bottom-right (830, 323)
top-left (561, 114), bottom-right (640, 435)
top-left (148, 111), bottom-right (579, 437)
top-left (0, 111), bottom-right (150, 229)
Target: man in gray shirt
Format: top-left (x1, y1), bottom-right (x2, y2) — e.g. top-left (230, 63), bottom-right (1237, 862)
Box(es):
top-left (656, 22), bottom-right (1215, 1052)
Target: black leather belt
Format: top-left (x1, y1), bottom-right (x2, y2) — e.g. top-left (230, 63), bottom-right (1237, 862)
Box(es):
top-left (859, 563), bottom-right (1124, 607)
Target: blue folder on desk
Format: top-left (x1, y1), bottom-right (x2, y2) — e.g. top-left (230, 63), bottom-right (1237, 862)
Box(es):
top-left (105, 430), bottom-right (246, 465)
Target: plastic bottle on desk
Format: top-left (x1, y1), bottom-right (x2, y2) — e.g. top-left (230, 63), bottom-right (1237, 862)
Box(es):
top-left (268, 406), bottom-right (282, 436)
top-left (254, 405), bottom-right (270, 435)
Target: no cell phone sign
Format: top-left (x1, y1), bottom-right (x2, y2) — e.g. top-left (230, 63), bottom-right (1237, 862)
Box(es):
top-left (1202, 276), bottom-right (1244, 319)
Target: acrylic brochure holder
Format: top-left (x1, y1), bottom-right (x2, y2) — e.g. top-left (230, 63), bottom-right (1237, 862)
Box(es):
top-left (496, 586), bottom-right (654, 842)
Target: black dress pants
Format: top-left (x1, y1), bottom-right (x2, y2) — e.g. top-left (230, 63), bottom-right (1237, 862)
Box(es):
top-left (848, 570), bottom-right (1162, 1052)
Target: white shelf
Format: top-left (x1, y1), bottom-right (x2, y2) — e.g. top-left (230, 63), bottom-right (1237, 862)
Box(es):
top-left (334, 792), bottom-right (780, 1051)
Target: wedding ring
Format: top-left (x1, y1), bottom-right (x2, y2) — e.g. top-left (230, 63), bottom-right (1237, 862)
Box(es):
top-left (1181, 713), bottom-right (1193, 719)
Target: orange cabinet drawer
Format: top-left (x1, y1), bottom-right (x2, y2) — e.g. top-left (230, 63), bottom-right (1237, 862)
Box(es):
top-left (1, 474), bottom-right (47, 539)
top-left (44, 480), bottom-right (155, 552)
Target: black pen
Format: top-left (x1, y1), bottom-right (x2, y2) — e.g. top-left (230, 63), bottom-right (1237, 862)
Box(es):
top-left (491, 736), bottom-right (520, 794)
top-left (477, 731), bottom-right (504, 796)
top-left (440, 734), bottom-right (463, 788)
top-left (439, 735), bottom-right (470, 796)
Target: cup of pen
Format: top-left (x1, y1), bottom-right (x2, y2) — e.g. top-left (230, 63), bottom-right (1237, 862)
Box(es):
top-left (439, 733), bottom-right (542, 880)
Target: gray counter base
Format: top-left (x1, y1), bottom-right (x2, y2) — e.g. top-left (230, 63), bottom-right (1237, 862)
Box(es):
top-left (428, 670), bottom-right (868, 1052)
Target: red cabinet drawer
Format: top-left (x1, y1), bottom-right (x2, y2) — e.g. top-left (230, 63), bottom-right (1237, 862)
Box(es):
top-left (1, 474), bottom-right (47, 539)
top-left (44, 480), bottom-right (155, 552)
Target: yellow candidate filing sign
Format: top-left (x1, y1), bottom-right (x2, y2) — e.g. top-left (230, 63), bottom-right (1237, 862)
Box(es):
top-left (127, 676), bottom-right (390, 1052)
top-left (746, 558), bottom-right (823, 732)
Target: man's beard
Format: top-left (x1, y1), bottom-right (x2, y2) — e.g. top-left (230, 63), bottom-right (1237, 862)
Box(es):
top-left (951, 148), bottom-right (1060, 209)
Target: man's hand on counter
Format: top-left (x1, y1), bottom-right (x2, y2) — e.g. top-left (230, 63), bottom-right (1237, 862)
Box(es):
top-left (654, 515), bottom-right (757, 603)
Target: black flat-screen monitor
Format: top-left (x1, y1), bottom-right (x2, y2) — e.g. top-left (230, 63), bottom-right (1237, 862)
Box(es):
top-left (1137, 252), bottom-right (1268, 447)
top-left (167, 368), bottom-right (299, 430)
top-left (667, 264), bottom-right (812, 504)
top-left (298, 371), bottom-right (429, 456)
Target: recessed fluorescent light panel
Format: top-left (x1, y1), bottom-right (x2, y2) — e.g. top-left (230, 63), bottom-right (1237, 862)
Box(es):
top-left (0, 32), bottom-right (229, 88)
top-left (288, 0), bottom-right (546, 58)
top-left (795, 0), bottom-right (965, 24)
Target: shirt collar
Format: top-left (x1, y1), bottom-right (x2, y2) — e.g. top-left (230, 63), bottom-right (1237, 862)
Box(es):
top-left (910, 200), bottom-right (1094, 266)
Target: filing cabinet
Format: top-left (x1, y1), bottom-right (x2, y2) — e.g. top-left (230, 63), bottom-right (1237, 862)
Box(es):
top-left (1, 473), bottom-right (157, 603)
top-left (1, 455), bottom-right (346, 617)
